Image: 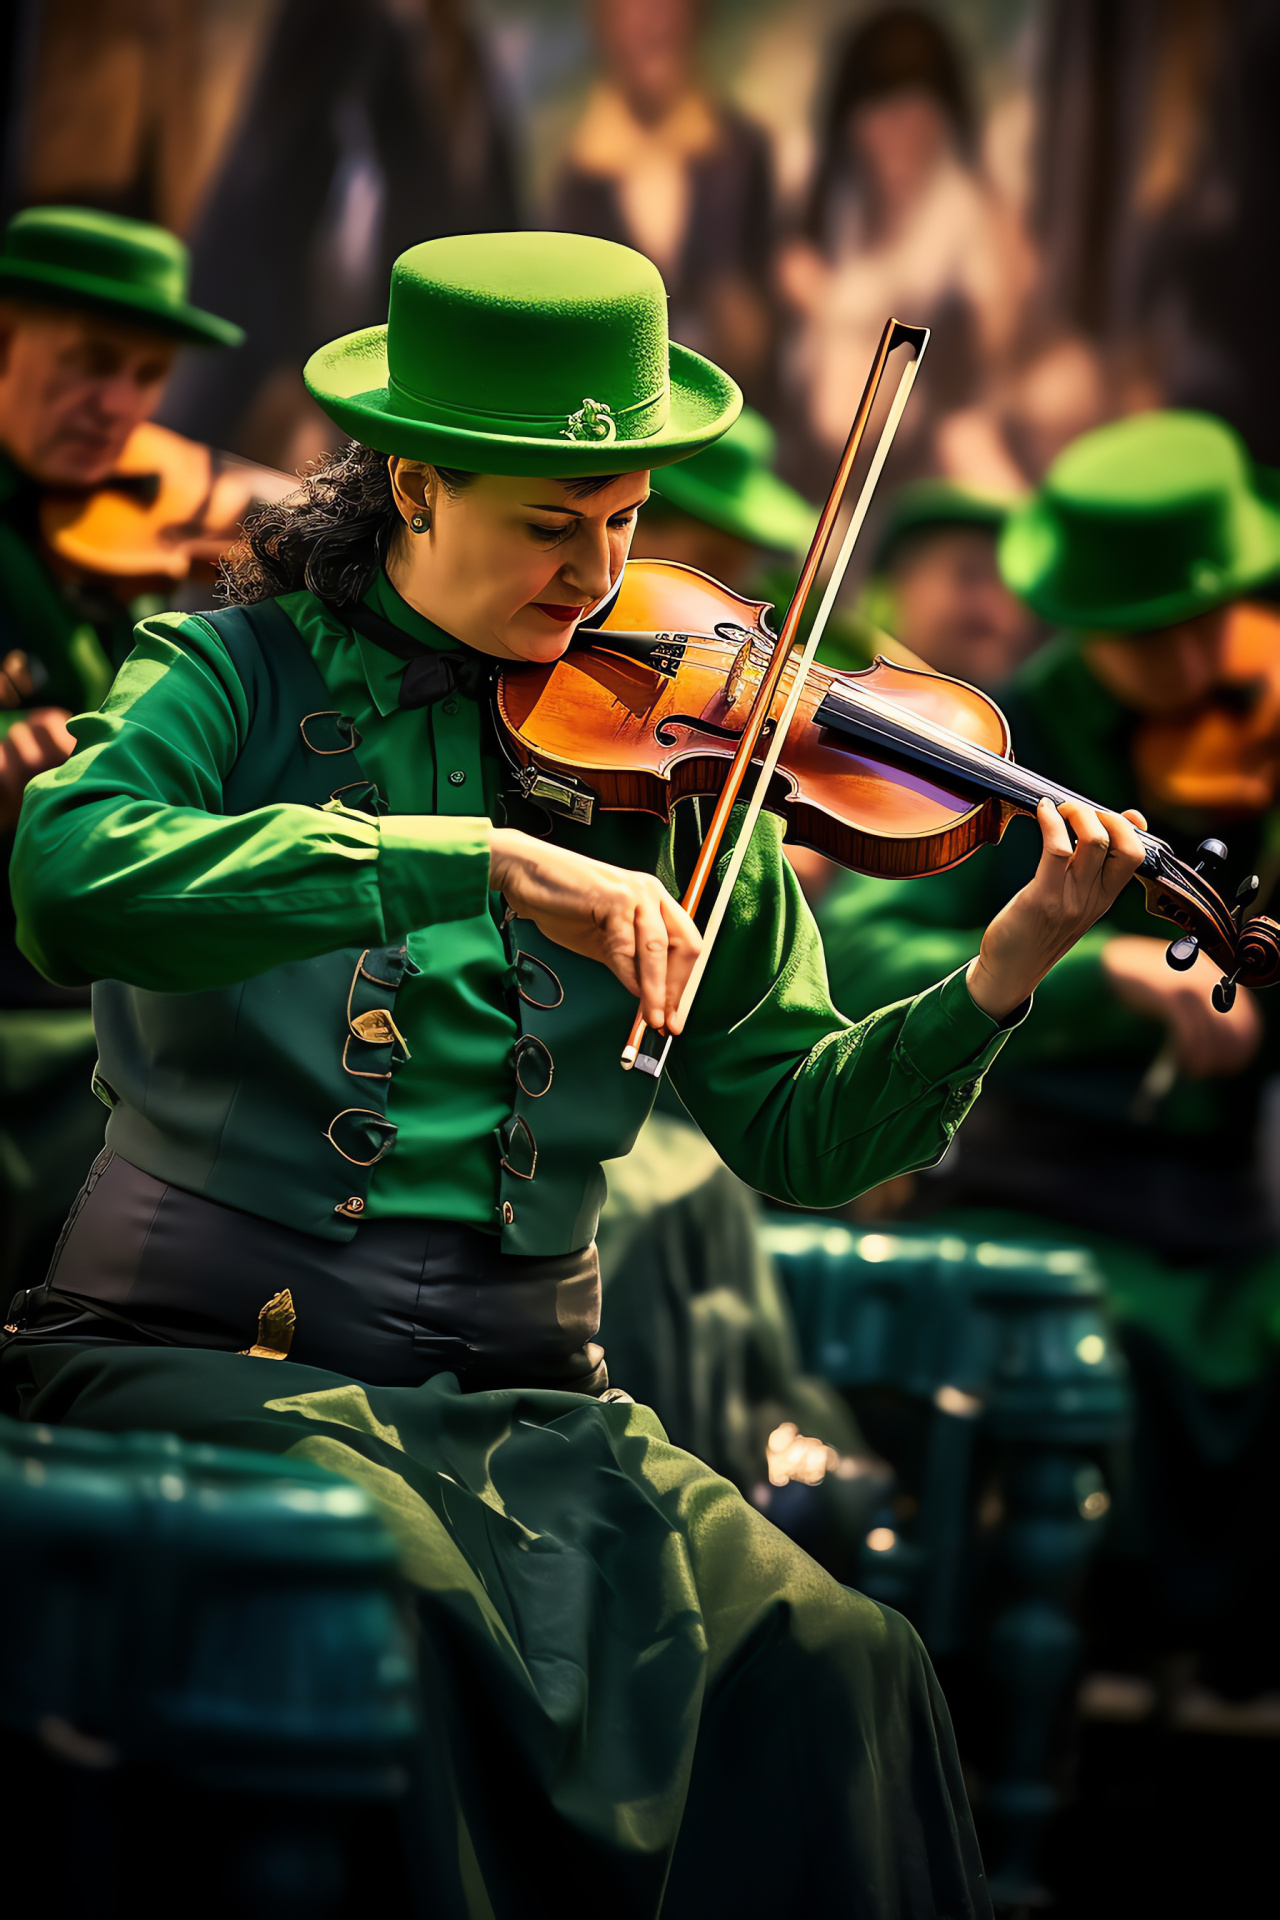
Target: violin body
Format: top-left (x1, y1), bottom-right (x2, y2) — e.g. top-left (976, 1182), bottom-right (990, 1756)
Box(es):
top-left (497, 558), bottom-right (1280, 995)
top-left (498, 558), bottom-right (1016, 877)
top-left (39, 422), bottom-right (295, 586)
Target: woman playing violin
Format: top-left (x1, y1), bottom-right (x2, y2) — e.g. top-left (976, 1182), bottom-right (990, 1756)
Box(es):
top-left (7, 230), bottom-right (1141, 1917)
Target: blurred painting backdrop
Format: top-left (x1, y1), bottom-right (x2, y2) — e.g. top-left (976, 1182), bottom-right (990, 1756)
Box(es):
top-left (3, 0), bottom-right (1277, 485)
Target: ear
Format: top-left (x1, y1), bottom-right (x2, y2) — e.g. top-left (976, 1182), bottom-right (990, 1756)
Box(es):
top-left (386, 456), bottom-right (432, 526)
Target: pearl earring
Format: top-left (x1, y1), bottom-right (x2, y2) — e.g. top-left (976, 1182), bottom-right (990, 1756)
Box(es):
top-left (410, 512), bottom-right (428, 533)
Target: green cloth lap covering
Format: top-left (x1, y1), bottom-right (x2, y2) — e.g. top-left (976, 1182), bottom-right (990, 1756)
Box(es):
top-left (597, 1113), bottom-right (862, 1484)
top-left (3, 1339), bottom-right (990, 1920)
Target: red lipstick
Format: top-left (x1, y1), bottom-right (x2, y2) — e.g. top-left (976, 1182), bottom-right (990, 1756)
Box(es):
top-left (532, 602), bottom-right (585, 625)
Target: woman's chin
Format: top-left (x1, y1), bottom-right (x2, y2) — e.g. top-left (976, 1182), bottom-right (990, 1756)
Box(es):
top-left (501, 623), bottom-right (577, 664)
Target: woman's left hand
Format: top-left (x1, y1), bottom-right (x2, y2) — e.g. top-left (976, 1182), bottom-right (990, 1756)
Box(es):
top-left (966, 797), bottom-right (1147, 1020)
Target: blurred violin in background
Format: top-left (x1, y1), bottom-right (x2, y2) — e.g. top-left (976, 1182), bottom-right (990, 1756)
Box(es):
top-left (1133, 601), bottom-right (1280, 819)
top-left (38, 421), bottom-right (295, 593)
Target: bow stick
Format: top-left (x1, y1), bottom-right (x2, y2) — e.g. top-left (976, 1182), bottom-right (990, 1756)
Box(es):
top-left (622, 317), bottom-right (930, 1075)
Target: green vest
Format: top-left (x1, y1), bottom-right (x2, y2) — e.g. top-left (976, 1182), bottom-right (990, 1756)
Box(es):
top-left (91, 600), bottom-right (660, 1251)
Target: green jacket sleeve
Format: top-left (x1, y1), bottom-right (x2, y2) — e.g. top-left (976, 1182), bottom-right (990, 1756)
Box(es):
top-left (667, 815), bottom-right (1022, 1209)
top-left (814, 829), bottom-right (1164, 1069)
top-left (12, 611), bottom-right (493, 992)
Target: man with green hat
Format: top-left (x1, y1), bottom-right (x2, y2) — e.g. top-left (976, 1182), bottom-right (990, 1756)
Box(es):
top-left (628, 403), bottom-right (816, 587)
top-left (4, 229), bottom-right (1142, 1911)
top-left (849, 478), bottom-right (1037, 692)
top-left (0, 205), bottom-right (243, 1299)
top-left (814, 408), bottom-right (1280, 1693)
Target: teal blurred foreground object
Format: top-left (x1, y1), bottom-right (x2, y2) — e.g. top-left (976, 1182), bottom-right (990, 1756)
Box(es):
top-left (761, 1217), bottom-right (1133, 1911)
top-left (0, 1416), bottom-right (432, 1918)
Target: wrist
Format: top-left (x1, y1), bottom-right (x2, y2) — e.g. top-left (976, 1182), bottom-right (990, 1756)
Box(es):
top-left (966, 953), bottom-right (1029, 1022)
top-left (488, 826), bottom-right (524, 894)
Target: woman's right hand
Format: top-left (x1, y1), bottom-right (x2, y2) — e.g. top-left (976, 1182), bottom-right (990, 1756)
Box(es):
top-left (489, 827), bottom-right (702, 1035)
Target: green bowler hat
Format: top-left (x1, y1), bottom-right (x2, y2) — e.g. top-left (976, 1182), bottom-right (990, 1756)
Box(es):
top-left (305, 230), bottom-right (742, 476)
top-left (875, 478), bottom-right (1016, 568)
top-left (647, 406), bottom-right (816, 552)
top-left (0, 205), bottom-right (243, 347)
top-left (1000, 410), bottom-right (1280, 631)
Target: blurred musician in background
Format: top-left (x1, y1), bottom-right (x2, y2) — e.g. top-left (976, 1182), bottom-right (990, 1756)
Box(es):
top-left (813, 410), bottom-right (1280, 1703)
top-left (0, 205), bottom-right (249, 1299)
top-left (628, 403), bottom-right (814, 588)
top-left (552, 0), bottom-right (778, 406)
top-left (850, 480), bottom-right (1038, 691)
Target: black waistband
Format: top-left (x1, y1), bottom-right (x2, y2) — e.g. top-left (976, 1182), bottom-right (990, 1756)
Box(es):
top-left (12, 1151), bottom-right (606, 1393)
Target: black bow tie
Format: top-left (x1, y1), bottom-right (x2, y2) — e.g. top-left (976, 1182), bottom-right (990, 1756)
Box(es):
top-left (326, 597), bottom-right (497, 709)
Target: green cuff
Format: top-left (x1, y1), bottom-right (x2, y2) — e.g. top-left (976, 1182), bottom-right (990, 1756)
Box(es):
top-left (894, 964), bottom-right (1027, 1086)
top-left (376, 814), bottom-right (492, 937)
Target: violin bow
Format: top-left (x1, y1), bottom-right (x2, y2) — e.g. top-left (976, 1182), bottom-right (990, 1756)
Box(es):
top-left (622, 317), bottom-right (930, 1074)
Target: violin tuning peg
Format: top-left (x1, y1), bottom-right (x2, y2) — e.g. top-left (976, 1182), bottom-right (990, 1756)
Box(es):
top-left (1194, 838), bottom-right (1229, 873)
top-left (1166, 934), bottom-right (1200, 972)
top-left (1213, 978), bottom-right (1238, 1014)
top-left (1236, 873), bottom-right (1261, 906)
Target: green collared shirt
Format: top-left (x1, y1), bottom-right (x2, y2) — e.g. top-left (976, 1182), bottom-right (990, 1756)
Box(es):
top-left (14, 572), bottom-right (1023, 1233)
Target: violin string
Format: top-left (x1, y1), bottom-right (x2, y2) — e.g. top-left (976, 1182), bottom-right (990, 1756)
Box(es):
top-left (624, 621), bottom-right (1223, 936)
top-left (640, 631), bottom-right (1178, 879)
top-left (814, 682), bottom-right (1237, 928)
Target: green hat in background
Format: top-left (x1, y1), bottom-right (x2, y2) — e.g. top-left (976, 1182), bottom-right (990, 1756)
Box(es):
top-left (1000, 410), bottom-right (1280, 631)
top-left (874, 478), bottom-right (1017, 570)
top-left (305, 231), bottom-right (741, 476)
top-left (0, 205), bottom-right (244, 348)
top-left (646, 405), bottom-right (817, 553)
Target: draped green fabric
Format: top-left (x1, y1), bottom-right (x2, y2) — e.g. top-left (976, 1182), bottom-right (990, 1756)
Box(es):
top-left (3, 1340), bottom-right (992, 1920)
top-left (597, 1113), bottom-right (862, 1486)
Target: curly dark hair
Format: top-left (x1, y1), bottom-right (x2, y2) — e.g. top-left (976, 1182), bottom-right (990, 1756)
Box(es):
top-left (220, 443), bottom-right (472, 607)
top-left (221, 442), bottom-right (623, 606)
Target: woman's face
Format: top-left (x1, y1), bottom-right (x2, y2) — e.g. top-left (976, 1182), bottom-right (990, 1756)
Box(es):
top-left (848, 87), bottom-right (950, 218)
top-left (385, 462), bottom-right (649, 662)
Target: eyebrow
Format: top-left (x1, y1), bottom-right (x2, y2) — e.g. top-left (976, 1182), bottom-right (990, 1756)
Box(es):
top-left (520, 494), bottom-right (649, 515)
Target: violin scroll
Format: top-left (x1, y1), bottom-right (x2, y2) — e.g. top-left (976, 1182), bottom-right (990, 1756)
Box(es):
top-left (1150, 837), bottom-right (1280, 1006)
top-left (1233, 913), bottom-right (1280, 992)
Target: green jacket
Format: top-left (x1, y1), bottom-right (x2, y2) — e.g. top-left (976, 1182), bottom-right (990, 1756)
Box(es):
top-left (13, 576), bottom-right (1019, 1254)
top-left (816, 633), bottom-right (1280, 1146)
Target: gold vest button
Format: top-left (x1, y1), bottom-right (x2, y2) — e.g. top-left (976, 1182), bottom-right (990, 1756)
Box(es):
top-left (350, 1008), bottom-right (408, 1048)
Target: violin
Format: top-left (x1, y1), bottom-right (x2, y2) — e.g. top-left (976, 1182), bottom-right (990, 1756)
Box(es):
top-left (38, 422), bottom-right (295, 588)
top-left (1133, 600), bottom-right (1280, 818)
top-left (497, 556), bottom-right (1280, 1011)
top-left (496, 315), bottom-right (1280, 1070)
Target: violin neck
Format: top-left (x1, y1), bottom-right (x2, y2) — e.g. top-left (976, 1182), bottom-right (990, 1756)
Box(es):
top-left (814, 679), bottom-right (1191, 896)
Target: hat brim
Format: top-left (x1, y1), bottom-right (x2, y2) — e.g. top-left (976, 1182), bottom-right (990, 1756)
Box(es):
top-left (0, 258), bottom-right (244, 348)
top-left (1000, 491), bottom-right (1280, 630)
top-left (648, 462), bottom-right (816, 554)
top-left (303, 326), bottom-right (742, 475)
